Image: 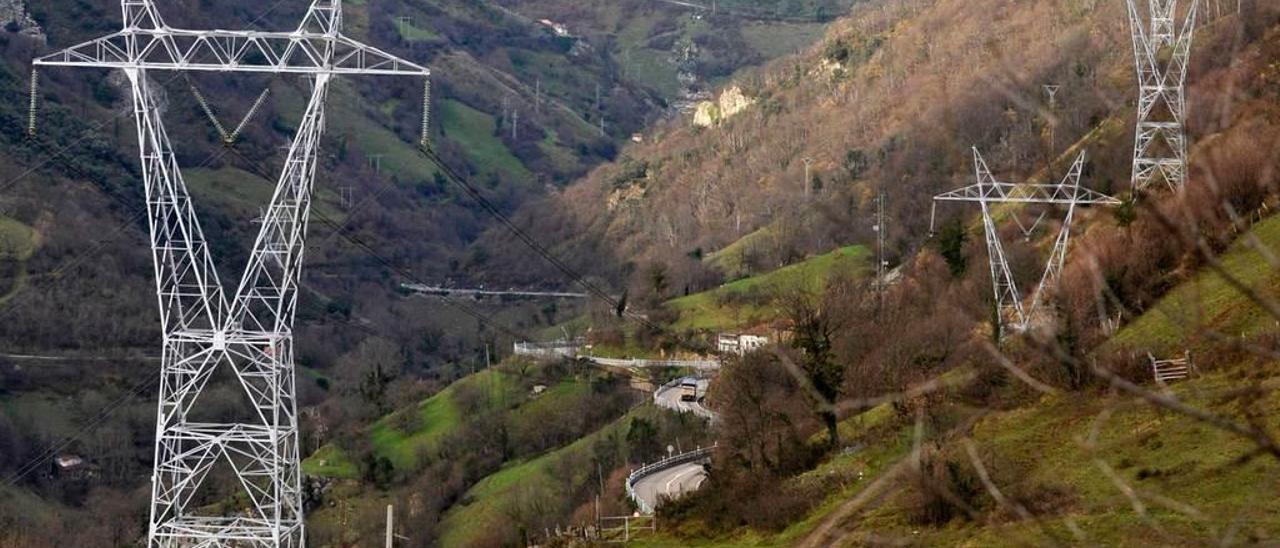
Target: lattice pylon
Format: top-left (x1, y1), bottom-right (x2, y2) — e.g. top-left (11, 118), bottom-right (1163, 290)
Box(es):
top-left (33, 0), bottom-right (430, 545)
top-left (934, 149), bottom-right (1119, 335)
top-left (1125, 0), bottom-right (1200, 192)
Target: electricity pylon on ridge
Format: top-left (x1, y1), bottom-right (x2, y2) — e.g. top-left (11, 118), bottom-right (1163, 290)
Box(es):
top-left (1125, 0), bottom-right (1200, 191)
top-left (931, 148), bottom-right (1120, 334)
top-left (32, 1), bottom-right (430, 546)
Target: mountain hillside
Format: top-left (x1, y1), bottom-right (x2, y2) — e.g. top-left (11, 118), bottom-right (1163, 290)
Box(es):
top-left (493, 0), bottom-right (1277, 303)
top-left (0, 0), bottom-right (835, 543)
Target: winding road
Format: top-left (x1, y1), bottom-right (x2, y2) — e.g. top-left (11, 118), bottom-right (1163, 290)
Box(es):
top-left (653, 377), bottom-right (716, 420)
top-left (631, 461), bottom-right (708, 510)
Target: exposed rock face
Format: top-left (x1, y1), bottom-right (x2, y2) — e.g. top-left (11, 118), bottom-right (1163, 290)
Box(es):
top-left (692, 85), bottom-right (755, 128)
top-left (606, 182), bottom-right (645, 211)
top-left (0, 0), bottom-right (44, 42)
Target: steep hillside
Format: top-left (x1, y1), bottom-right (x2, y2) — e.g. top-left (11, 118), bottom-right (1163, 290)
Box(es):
top-left (641, 198), bottom-right (1280, 545)
top-left (493, 0), bottom-right (1277, 300)
top-left (0, 0), bottom-right (839, 541)
top-left (298, 357), bottom-right (710, 546)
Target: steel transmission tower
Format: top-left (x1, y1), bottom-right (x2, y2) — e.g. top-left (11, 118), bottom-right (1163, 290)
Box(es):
top-left (33, 1), bottom-right (429, 545)
top-left (1124, 0), bottom-right (1200, 191)
top-left (932, 149), bottom-right (1120, 334)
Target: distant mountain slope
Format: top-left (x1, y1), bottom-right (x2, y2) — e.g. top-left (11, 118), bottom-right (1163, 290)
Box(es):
top-left (496, 0), bottom-right (1277, 301)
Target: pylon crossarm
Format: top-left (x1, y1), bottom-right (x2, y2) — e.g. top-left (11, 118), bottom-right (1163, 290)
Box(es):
top-left (938, 150), bottom-right (1117, 334)
top-left (933, 183), bottom-right (1120, 205)
top-left (33, 29), bottom-right (430, 76)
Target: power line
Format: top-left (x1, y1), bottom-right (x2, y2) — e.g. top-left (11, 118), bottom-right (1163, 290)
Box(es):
top-left (417, 146), bottom-right (664, 331)
top-left (221, 146), bottom-right (538, 343)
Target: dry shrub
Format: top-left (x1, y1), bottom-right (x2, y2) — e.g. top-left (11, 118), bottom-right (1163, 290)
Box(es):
top-left (1094, 348), bottom-right (1151, 386)
top-left (903, 443), bottom-right (982, 526)
top-left (657, 467), bottom-right (818, 534)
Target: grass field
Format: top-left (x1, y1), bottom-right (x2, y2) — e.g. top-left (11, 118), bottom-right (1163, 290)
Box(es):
top-left (274, 81), bottom-right (444, 188)
top-left (438, 405), bottom-right (661, 547)
top-left (632, 360), bottom-right (1280, 546)
top-left (437, 98), bottom-right (532, 181)
top-left (1108, 212), bottom-right (1280, 354)
top-left (667, 244), bottom-right (870, 330)
top-left (391, 16), bottom-right (441, 42)
top-left (302, 368), bottom-right (518, 477)
top-left (0, 215), bottom-right (38, 306)
top-left (0, 216), bottom-right (37, 261)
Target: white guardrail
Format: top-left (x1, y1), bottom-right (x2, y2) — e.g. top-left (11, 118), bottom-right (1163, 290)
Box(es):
top-left (625, 444), bottom-right (716, 515)
top-left (512, 339), bottom-right (583, 359)
top-left (586, 356), bottom-right (720, 370)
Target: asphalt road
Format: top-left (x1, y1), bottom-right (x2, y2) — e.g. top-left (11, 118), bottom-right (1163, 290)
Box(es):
top-left (632, 461), bottom-right (708, 511)
top-left (654, 377), bottom-right (716, 420)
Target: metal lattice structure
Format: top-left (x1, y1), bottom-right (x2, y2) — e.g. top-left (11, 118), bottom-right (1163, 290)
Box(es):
top-left (34, 1), bottom-right (429, 545)
top-left (1125, 0), bottom-right (1200, 191)
top-left (932, 149), bottom-right (1120, 333)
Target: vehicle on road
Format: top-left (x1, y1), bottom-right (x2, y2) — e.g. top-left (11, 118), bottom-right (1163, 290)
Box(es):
top-left (679, 379), bottom-right (701, 402)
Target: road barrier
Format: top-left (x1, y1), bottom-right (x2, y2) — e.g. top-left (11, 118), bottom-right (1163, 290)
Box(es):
top-left (512, 339), bottom-right (583, 359)
top-left (585, 356), bottom-right (720, 370)
top-left (625, 444), bottom-right (716, 514)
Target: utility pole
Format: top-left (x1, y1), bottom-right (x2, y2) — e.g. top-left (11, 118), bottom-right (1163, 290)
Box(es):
top-left (32, 1), bottom-right (431, 545)
top-left (1124, 0), bottom-right (1200, 191)
top-left (386, 504), bottom-right (394, 548)
top-left (512, 109), bottom-right (519, 140)
top-left (801, 157), bottom-right (814, 198)
top-left (368, 153), bottom-right (385, 174)
top-left (341, 186), bottom-right (354, 209)
top-left (873, 191), bottom-right (887, 318)
top-left (1043, 84), bottom-right (1060, 153)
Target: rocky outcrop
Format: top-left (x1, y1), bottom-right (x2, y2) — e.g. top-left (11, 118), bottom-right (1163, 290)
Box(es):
top-left (692, 85), bottom-right (755, 128)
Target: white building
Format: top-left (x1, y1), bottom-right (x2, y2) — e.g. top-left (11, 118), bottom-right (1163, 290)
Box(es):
top-left (717, 333), bottom-right (768, 356)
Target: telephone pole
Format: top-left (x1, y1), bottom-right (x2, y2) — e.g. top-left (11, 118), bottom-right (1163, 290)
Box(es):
top-left (801, 157), bottom-right (814, 198)
top-left (386, 505), bottom-right (394, 548)
top-left (874, 191), bottom-right (887, 317)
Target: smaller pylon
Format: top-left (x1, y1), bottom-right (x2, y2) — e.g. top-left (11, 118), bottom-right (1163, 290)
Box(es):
top-left (933, 149), bottom-right (1120, 334)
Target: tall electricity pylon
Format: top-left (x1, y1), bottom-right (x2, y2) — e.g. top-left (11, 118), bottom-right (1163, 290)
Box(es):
top-left (1125, 0), bottom-right (1200, 191)
top-left (932, 149), bottom-right (1120, 334)
top-left (33, 1), bottom-right (429, 545)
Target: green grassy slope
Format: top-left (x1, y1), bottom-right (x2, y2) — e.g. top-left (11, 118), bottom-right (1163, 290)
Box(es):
top-left (667, 244), bottom-right (870, 330)
top-left (1108, 212), bottom-right (1280, 355)
top-left (302, 368), bottom-right (518, 478)
top-left (639, 211), bottom-right (1280, 546)
top-left (635, 367), bottom-right (1280, 546)
top-left (438, 405), bottom-right (662, 547)
top-left (0, 215), bottom-right (38, 306)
